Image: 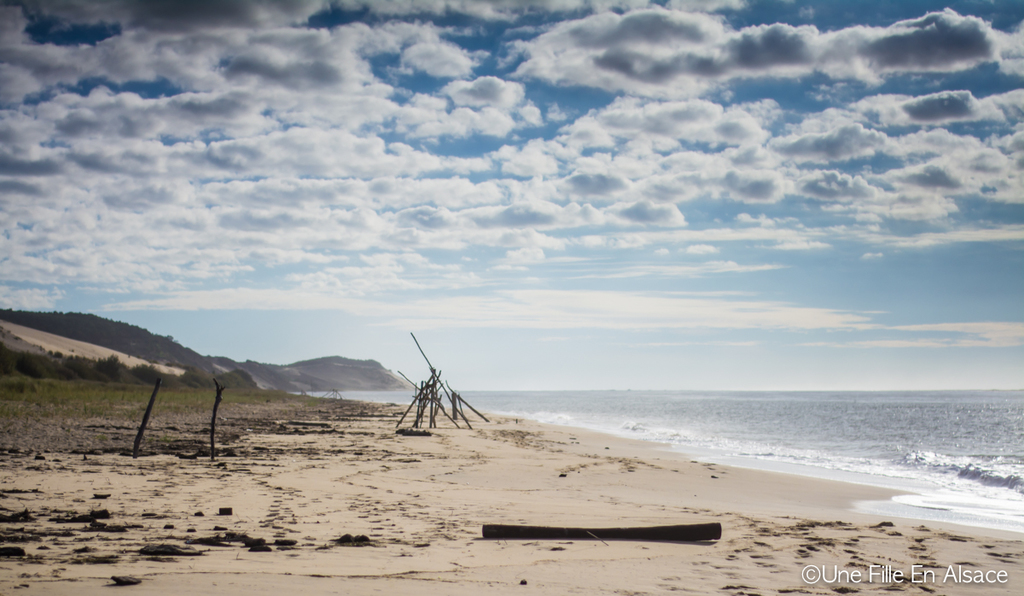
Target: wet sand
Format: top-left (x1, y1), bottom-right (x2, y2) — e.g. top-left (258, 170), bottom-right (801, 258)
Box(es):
top-left (1, 397), bottom-right (1020, 594)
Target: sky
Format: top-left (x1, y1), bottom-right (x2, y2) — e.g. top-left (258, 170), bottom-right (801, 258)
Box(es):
top-left (0, 0), bottom-right (1022, 391)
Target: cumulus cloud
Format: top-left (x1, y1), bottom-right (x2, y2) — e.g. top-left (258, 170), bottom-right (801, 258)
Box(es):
top-left (851, 11), bottom-right (993, 71)
top-left (721, 169), bottom-right (784, 202)
top-left (329, 0), bottom-right (654, 20)
top-left (564, 172), bottom-right (629, 196)
top-left (401, 40), bottom-right (478, 77)
top-left (851, 89), bottom-right (1023, 126)
top-left (15, 0), bottom-right (330, 32)
top-left (565, 97), bottom-right (776, 150)
top-left (902, 90), bottom-right (977, 122)
top-left (797, 171), bottom-right (876, 202)
top-left (609, 200), bottom-right (686, 226)
top-left (513, 8), bottom-right (1004, 96)
top-left (444, 76), bottom-right (524, 108)
top-left (773, 123), bottom-right (886, 162)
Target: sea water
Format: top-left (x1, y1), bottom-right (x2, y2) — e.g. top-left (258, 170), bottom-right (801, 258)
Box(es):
top-left (342, 390), bottom-right (1024, 534)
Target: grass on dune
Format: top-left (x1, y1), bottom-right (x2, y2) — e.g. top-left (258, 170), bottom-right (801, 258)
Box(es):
top-left (0, 376), bottom-right (310, 421)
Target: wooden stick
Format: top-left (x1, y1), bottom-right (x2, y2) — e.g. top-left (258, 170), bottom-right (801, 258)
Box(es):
top-left (481, 523), bottom-right (721, 542)
top-left (396, 393), bottom-right (419, 428)
top-left (410, 332), bottom-right (435, 372)
top-left (210, 379), bottom-right (225, 461)
top-left (132, 378), bottom-right (162, 459)
top-left (397, 370), bottom-right (417, 388)
top-left (448, 384), bottom-right (489, 423)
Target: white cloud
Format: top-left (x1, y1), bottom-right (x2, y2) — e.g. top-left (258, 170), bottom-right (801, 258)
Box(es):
top-left (685, 244), bottom-right (719, 254)
top-left (851, 89), bottom-right (1023, 126)
top-left (1, 2), bottom-right (1021, 382)
top-left (444, 76), bottom-right (525, 108)
top-left (513, 8), bottom-right (1004, 97)
top-left (608, 200), bottom-right (687, 226)
top-left (493, 139), bottom-right (563, 178)
top-left (379, 289), bottom-right (875, 331)
top-left (0, 285), bottom-right (64, 309)
top-left (401, 40), bottom-right (478, 77)
top-left (772, 123), bottom-right (886, 162)
top-left (818, 322), bottom-right (1024, 348)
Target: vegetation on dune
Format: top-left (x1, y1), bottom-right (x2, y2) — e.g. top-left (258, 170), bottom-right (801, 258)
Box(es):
top-left (0, 342), bottom-right (299, 421)
top-left (0, 341), bottom-right (257, 389)
top-left (0, 309), bottom-right (210, 369)
top-left (0, 375), bottom-right (304, 421)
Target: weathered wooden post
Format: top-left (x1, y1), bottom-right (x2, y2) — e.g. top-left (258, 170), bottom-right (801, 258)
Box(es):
top-left (210, 379), bottom-right (225, 461)
top-left (132, 378), bottom-right (162, 459)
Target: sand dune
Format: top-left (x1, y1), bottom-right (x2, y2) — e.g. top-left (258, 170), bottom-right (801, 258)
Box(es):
top-left (0, 319), bottom-right (184, 376)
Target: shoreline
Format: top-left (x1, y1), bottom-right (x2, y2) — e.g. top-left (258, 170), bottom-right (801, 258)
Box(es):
top-left (520, 415), bottom-right (1024, 541)
top-left (352, 390), bottom-right (1024, 538)
top-left (1, 396), bottom-right (1020, 594)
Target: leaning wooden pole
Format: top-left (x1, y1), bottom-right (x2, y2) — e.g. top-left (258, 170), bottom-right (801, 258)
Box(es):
top-left (410, 332), bottom-right (434, 372)
top-left (210, 379), bottom-right (225, 461)
top-left (396, 392), bottom-right (419, 428)
top-left (132, 378), bottom-right (162, 459)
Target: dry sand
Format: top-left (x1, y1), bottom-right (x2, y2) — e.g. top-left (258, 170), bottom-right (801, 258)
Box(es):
top-left (1, 398), bottom-right (1020, 595)
top-left (0, 321), bottom-right (184, 377)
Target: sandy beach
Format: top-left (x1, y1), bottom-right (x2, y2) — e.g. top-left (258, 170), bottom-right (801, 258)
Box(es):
top-left (1, 397), bottom-right (1020, 595)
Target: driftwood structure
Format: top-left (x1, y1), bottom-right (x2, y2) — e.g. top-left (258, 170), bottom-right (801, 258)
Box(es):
top-left (482, 522), bottom-right (722, 542)
top-left (209, 379), bottom-right (225, 461)
top-left (396, 333), bottom-right (487, 430)
top-left (132, 378), bottom-right (162, 459)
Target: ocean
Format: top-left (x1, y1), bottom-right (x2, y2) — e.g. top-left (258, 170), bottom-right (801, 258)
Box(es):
top-left (342, 389), bottom-right (1024, 534)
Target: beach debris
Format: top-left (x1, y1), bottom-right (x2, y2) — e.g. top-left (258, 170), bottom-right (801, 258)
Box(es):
top-left (0, 510), bottom-right (33, 523)
top-left (396, 333), bottom-right (488, 430)
top-left (139, 544), bottom-right (203, 556)
top-left (92, 493), bottom-right (110, 499)
top-left (0, 546), bottom-right (26, 557)
top-left (111, 576), bottom-right (142, 586)
top-left (218, 507), bottom-right (233, 516)
top-left (49, 510), bottom-right (109, 523)
top-left (395, 428), bottom-right (431, 437)
top-left (334, 533), bottom-right (371, 545)
top-left (188, 536), bottom-right (232, 547)
top-left (482, 522), bottom-right (722, 542)
top-left (132, 379), bottom-right (162, 459)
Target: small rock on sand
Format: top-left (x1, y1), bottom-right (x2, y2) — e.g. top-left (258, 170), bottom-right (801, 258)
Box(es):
top-left (111, 576), bottom-right (142, 586)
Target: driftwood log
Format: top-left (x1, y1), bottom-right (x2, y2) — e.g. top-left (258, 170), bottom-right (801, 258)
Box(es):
top-left (210, 379), bottom-right (225, 461)
top-left (481, 522), bottom-right (721, 542)
top-left (131, 378), bottom-right (162, 459)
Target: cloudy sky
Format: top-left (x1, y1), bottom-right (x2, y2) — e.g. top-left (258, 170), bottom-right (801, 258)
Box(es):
top-left (1, 0), bottom-right (1022, 390)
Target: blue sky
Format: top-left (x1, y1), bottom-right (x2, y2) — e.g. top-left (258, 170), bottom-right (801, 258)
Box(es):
top-left (1, 0), bottom-right (1022, 390)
